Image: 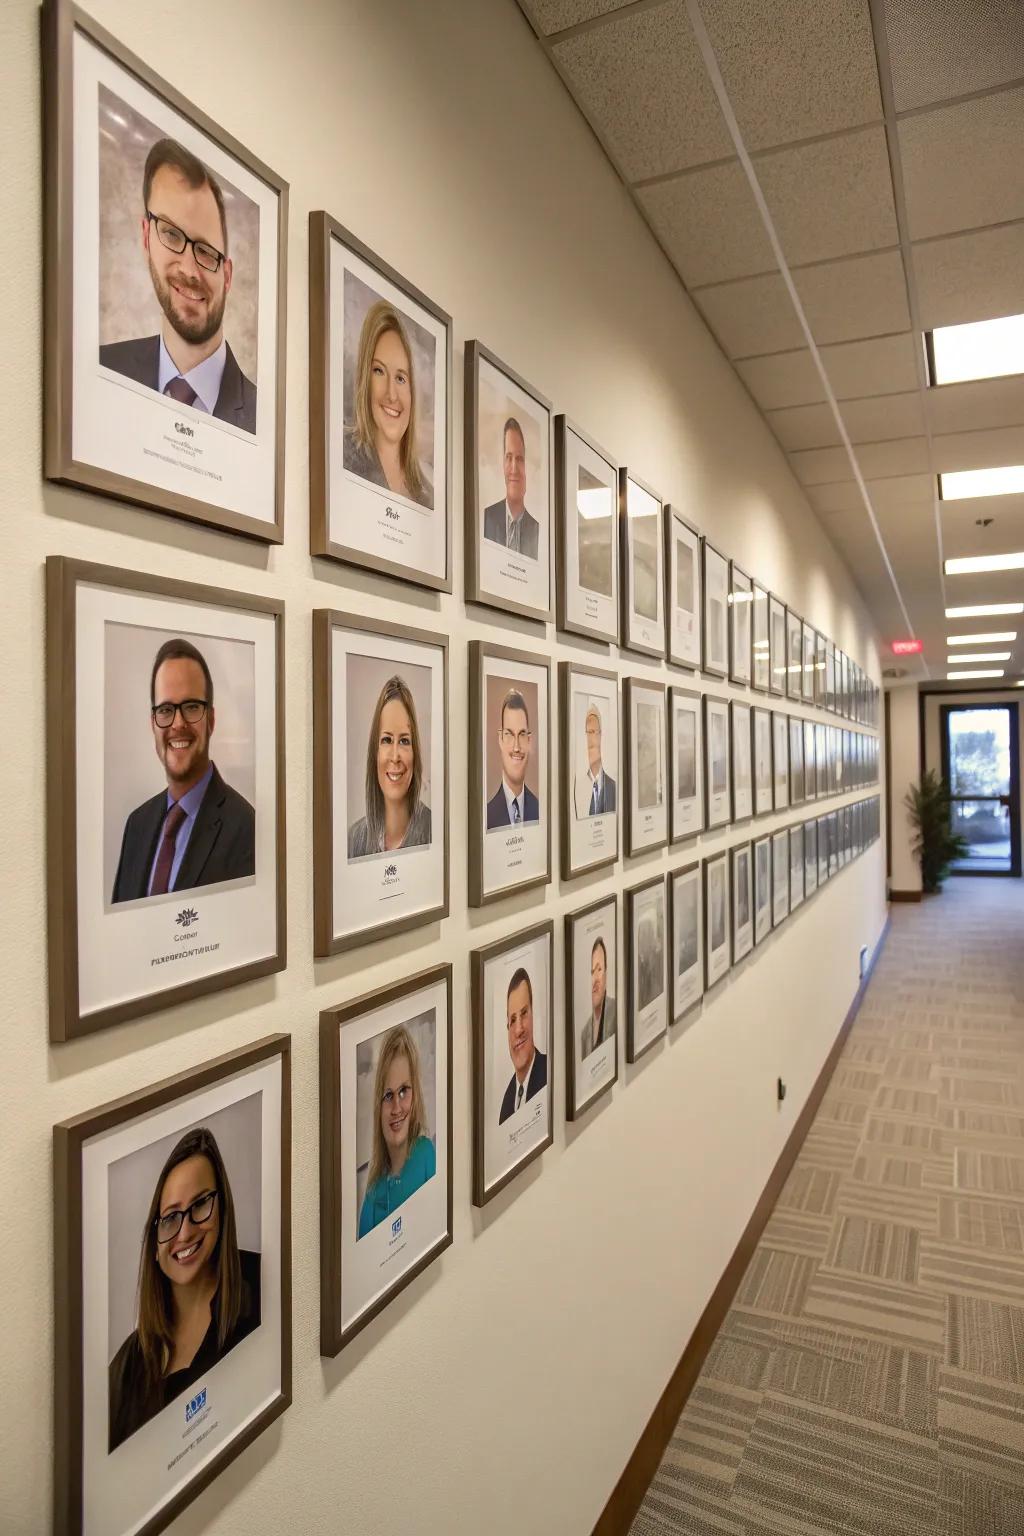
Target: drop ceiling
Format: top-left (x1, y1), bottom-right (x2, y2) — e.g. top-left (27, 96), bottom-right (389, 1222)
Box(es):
top-left (516, 0), bottom-right (1024, 684)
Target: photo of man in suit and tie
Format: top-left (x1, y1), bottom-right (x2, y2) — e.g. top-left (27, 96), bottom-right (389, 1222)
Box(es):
top-left (574, 702), bottom-right (617, 819)
top-left (482, 418), bottom-right (540, 560)
top-left (580, 935), bottom-right (616, 1061)
top-left (111, 638), bottom-right (256, 903)
top-left (99, 133), bottom-right (257, 434)
top-left (498, 967), bottom-right (547, 1125)
top-left (486, 687), bottom-right (540, 830)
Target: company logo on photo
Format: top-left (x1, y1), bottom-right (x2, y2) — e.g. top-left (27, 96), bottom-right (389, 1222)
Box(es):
top-left (175, 421), bottom-right (195, 438)
top-left (185, 1388), bottom-right (207, 1423)
top-left (176, 907), bottom-right (199, 929)
top-left (391, 1216), bottom-right (402, 1238)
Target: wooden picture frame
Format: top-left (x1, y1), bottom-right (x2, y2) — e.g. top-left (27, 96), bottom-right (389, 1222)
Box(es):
top-left (804, 816), bottom-right (819, 896)
top-left (704, 694), bottom-right (731, 830)
top-left (731, 841), bottom-right (754, 962)
top-left (665, 506), bottom-right (702, 669)
top-left (753, 833), bottom-right (772, 945)
top-left (728, 562), bottom-right (753, 687)
top-left (772, 828), bottom-right (790, 926)
top-left (701, 538), bottom-right (729, 679)
top-left (753, 704), bottom-right (773, 817)
top-left (789, 823), bottom-right (805, 910)
top-left (625, 873), bottom-right (669, 1061)
top-left (624, 676), bottom-right (668, 855)
top-left (731, 699), bottom-right (753, 822)
top-left (786, 607), bottom-right (803, 701)
top-left (772, 709), bottom-right (790, 812)
top-left (620, 470), bottom-right (666, 658)
top-left (565, 894), bottom-right (619, 1120)
top-left (669, 685), bottom-right (704, 842)
top-left (789, 714), bottom-right (805, 807)
top-left (801, 620), bottom-right (816, 703)
top-left (559, 661), bottom-right (619, 879)
top-left (768, 593), bottom-right (787, 696)
top-left (751, 579), bottom-right (770, 691)
top-left (554, 416), bottom-right (619, 643)
top-left (704, 851), bottom-right (731, 989)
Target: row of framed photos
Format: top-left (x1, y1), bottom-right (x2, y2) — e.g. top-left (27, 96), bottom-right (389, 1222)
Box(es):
top-left (46, 558), bottom-right (878, 1041)
top-left (43, 0), bottom-right (877, 728)
top-left (55, 792), bottom-right (880, 1536)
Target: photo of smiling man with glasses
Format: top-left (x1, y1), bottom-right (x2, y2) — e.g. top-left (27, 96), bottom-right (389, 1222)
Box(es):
top-left (99, 136), bottom-right (258, 434)
top-left (111, 637), bottom-right (255, 903)
top-left (486, 687), bottom-right (540, 830)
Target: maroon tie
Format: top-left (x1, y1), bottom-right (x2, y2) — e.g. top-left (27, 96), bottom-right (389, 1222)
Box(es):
top-left (164, 376), bottom-right (197, 407)
top-left (150, 804), bottom-right (187, 897)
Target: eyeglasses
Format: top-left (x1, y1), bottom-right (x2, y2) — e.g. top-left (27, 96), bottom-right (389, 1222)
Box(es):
top-left (500, 729), bottom-right (531, 749)
top-left (155, 1189), bottom-right (218, 1243)
top-left (382, 1084), bottom-right (412, 1108)
top-left (152, 699), bottom-right (209, 728)
top-left (146, 211), bottom-right (225, 274)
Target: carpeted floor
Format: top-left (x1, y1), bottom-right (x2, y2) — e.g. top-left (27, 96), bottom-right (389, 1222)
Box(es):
top-left (630, 877), bottom-right (1024, 1536)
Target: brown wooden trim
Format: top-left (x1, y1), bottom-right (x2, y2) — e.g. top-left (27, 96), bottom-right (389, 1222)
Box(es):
top-left (591, 914), bottom-right (893, 1536)
top-left (889, 888), bottom-right (923, 902)
top-left (554, 415), bottom-right (619, 644)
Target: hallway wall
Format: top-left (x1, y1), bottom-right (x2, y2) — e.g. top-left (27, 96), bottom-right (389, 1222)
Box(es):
top-left (887, 684), bottom-right (924, 894)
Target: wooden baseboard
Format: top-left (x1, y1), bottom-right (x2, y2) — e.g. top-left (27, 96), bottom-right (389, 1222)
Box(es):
top-left (591, 915), bottom-right (893, 1536)
top-left (888, 889), bottom-right (923, 902)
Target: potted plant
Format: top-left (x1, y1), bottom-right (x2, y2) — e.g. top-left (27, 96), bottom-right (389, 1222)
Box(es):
top-left (904, 769), bottom-right (968, 893)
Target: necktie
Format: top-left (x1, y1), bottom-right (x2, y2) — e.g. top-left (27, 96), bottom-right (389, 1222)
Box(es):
top-left (590, 781), bottom-right (599, 815)
top-left (164, 376), bottom-right (197, 407)
top-left (507, 513), bottom-right (521, 553)
top-left (511, 797), bottom-right (520, 824)
top-left (516, 1083), bottom-right (524, 1112)
top-left (150, 804), bottom-right (187, 896)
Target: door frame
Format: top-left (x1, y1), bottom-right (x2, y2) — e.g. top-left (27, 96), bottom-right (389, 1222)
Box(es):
top-left (939, 701), bottom-right (1021, 878)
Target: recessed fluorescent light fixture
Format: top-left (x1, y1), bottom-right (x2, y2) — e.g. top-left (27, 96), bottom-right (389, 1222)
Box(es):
top-left (946, 631), bottom-right (1017, 645)
top-left (927, 313), bottom-right (1024, 386)
top-left (946, 603), bottom-right (1024, 618)
top-left (945, 653), bottom-right (1011, 664)
top-left (939, 466), bottom-right (1024, 500)
top-left (945, 552), bottom-right (1024, 575)
top-left (946, 669), bottom-right (1005, 680)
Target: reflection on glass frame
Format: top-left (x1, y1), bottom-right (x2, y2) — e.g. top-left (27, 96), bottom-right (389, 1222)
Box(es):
top-left (768, 593), bottom-right (787, 696)
top-left (471, 919), bottom-right (554, 1206)
top-left (46, 557), bottom-right (286, 1042)
top-left (772, 829), bottom-right (790, 926)
top-left (753, 705), bottom-right (773, 817)
top-left (670, 686), bottom-right (703, 843)
top-left (786, 608), bottom-right (802, 701)
top-left (701, 539), bottom-right (729, 679)
top-left (309, 213), bottom-right (452, 591)
top-left (828, 810), bottom-right (839, 876)
top-left (753, 833), bottom-right (772, 945)
top-left (620, 471), bottom-right (666, 658)
top-left (801, 620), bottom-right (815, 703)
top-left (43, 0), bottom-right (288, 542)
top-left (624, 677), bottom-right (668, 856)
top-left (815, 722), bottom-right (828, 798)
top-left (670, 861), bottom-right (703, 1022)
top-left (804, 718), bottom-right (817, 803)
top-left (54, 1035), bottom-right (291, 1536)
top-left (704, 852), bottom-right (731, 989)
top-left (772, 710), bottom-right (790, 812)
top-left (625, 874), bottom-right (669, 1062)
top-left (565, 894), bottom-right (619, 1120)
top-left (704, 694), bottom-right (731, 830)
top-left (728, 563), bottom-right (753, 686)
top-left (752, 580), bottom-right (770, 691)
top-left (731, 700), bottom-right (753, 822)
top-left (804, 817), bottom-right (819, 896)
top-left (789, 825), bottom-right (805, 911)
top-left (731, 841), bottom-right (754, 963)
top-left (320, 965), bottom-right (452, 1352)
top-left (789, 715), bottom-right (805, 807)
top-left (464, 340), bottom-right (552, 622)
top-left (817, 813), bottom-right (829, 885)
top-left (559, 661), bottom-right (619, 879)
top-left (825, 639), bottom-right (836, 712)
top-left (665, 506), bottom-right (702, 669)
top-left (313, 610), bottom-right (449, 955)
top-left (814, 630), bottom-right (827, 706)
top-left (554, 416), bottom-right (619, 644)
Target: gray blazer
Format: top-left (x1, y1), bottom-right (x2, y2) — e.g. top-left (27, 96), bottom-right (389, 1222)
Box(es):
top-left (343, 429), bottom-right (434, 510)
top-left (580, 994), bottom-right (616, 1060)
top-left (347, 800), bottom-right (432, 859)
top-left (99, 335), bottom-right (257, 435)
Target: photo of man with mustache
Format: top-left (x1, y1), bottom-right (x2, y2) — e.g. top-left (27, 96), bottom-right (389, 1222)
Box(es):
top-left (99, 138), bottom-right (257, 434)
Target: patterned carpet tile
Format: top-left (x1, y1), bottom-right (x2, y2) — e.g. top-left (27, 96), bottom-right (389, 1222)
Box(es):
top-left (941, 1078), bottom-right (1024, 1108)
top-left (801, 1271), bottom-right (946, 1353)
top-left (760, 1210), bottom-right (834, 1259)
top-left (661, 1382), bottom-right (762, 1485)
top-left (765, 1334), bottom-right (937, 1437)
top-left (702, 1328), bottom-right (774, 1393)
top-left (937, 1195), bottom-right (1024, 1253)
top-left (830, 1066), bottom-right (885, 1095)
top-left (937, 1467), bottom-right (1024, 1536)
top-left (630, 1475), bottom-right (747, 1535)
top-left (872, 1085), bottom-right (941, 1120)
top-left (850, 1150), bottom-right (928, 1189)
top-left (937, 1370), bottom-right (1024, 1490)
top-left (822, 1215), bottom-right (921, 1284)
top-left (734, 1249), bottom-right (818, 1319)
top-left (798, 1125), bottom-right (864, 1172)
top-left (951, 1107), bottom-right (1024, 1137)
top-left (918, 1240), bottom-right (1024, 1306)
top-left (777, 1166), bottom-right (844, 1217)
top-left (833, 1182), bottom-right (940, 1232)
top-left (862, 1117), bottom-right (945, 1155)
top-left (954, 1148), bottom-right (1024, 1196)
top-left (814, 1096), bottom-right (871, 1127)
top-left (947, 1295), bottom-right (1024, 1383)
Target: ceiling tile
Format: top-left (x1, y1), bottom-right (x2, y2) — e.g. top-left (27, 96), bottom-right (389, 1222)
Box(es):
top-left (941, 494), bottom-right (1024, 556)
top-left (940, 567), bottom-right (1024, 609)
top-left (820, 332), bottom-right (922, 397)
top-left (793, 250), bottom-right (911, 346)
top-left (926, 376), bottom-right (1024, 436)
top-left (525, 0), bottom-right (632, 35)
top-left (765, 402), bottom-right (841, 451)
top-left (938, 490), bottom-right (1024, 529)
top-left (884, 0), bottom-right (1024, 112)
top-left (912, 224), bottom-right (1024, 330)
top-left (638, 161), bottom-right (774, 286)
top-left (865, 472), bottom-right (936, 509)
top-left (788, 445), bottom-right (851, 486)
top-left (735, 349), bottom-right (823, 409)
top-left (757, 127), bottom-right (898, 266)
top-left (699, 0), bottom-right (882, 149)
top-left (694, 272), bottom-right (805, 357)
top-left (898, 87), bottom-right (1024, 242)
top-left (932, 425), bottom-right (1024, 473)
top-left (791, 435), bottom-right (930, 486)
top-left (552, 1), bottom-right (733, 181)
top-left (806, 482), bottom-right (861, 515)
top-left (839, 392), bottom-right (927, 443)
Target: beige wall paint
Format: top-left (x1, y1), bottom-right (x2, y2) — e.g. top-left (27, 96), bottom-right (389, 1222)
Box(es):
top-left (887, 684), bottom-right (924, 893)
top-left (1, 1), bottom-right (887, 1532)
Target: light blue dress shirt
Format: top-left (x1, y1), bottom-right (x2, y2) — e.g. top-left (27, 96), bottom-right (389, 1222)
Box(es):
top-left (158, 337), bottom-right (227, 415)
top-left (147, 764), bottom-right (214, 896)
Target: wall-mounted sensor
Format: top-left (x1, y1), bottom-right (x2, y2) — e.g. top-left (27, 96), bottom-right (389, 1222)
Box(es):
top-left (777, 1077), bottom-right (786, 1103)
top-left (859, 945), bottom-right (868, 978)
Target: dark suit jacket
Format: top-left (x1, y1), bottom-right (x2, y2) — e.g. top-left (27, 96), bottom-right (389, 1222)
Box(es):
top-left (483, 500), bottom-right (540, 561)
top-left (486, 781), bottom-right (540, 830)
top-left (588, 771), bottom-right (616, 815)
top-left (112, 764), bottom-right (256, 904)
top-left (99, 336), bottom-right (257, 435)
top-left (498, 1049), bottom-right (547, 1125)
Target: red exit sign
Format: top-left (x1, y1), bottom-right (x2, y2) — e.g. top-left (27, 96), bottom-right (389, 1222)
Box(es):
top-left (891, 638), bottom-right (923, 655)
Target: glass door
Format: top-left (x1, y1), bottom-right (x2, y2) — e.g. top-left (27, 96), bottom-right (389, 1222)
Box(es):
top-left (941, 705), bottom-right (1021, 876)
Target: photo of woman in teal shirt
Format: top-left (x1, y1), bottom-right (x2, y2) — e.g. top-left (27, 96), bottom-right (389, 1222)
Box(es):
top-left (358, 1022), bottom-right (436, 1239)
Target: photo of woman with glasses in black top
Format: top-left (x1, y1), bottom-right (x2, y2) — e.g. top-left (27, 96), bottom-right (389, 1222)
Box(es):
top-left (108, 1125), bottom-right (260, 1452)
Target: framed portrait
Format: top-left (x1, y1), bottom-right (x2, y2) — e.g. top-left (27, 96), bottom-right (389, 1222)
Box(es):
top-left (624, 678), bottom-right (668, 856)
top-left (772, 710), bottom-right (790, 812)
top-left (803, 718), bottom-right (817, 802)
top-left (665, 506), bottom-right (702, 669)
top-left (469, 641), bottom-right (551, 907)
top-left (814, 630), bottom-right (827, 706)
top-left (801, 621), bottom-right (815, 703)
top-left (789, 715), bottom-right (805, 807)
top-left (731, 842), bottom-right (754, 963)
top-left (828, 810), bottom-right (840, 877)
top-left (54, 1035), bottom-right (289, 1536)
top-left (751, 580), bottom-right (770, 691)
top-left (825, 639), bottom-right (837, 712)
top-left (309, 214), bottom-right (451, 592)
top-left (312, 611), bottom-right (448, 955)
top-left (817, 813), bottom-right (830, 885)
top-left (670, 686), bottom-right (703, 842)
top-left (472, 920), bottom-right (554, 1205)
top-left (704, 694), bottom-right (731, 830)
top-left (731, 700), bottom-right (753, 822)
top-left (620, 472), bottom-right (666, 657)
top-left (465, 341), bottom-right (551, 622)
top-left (804, 818), bottom-right (819, 896)
top-left (701, 539), bottom-right (729, 679)
top-left (554, 417), bottom-right (619, 643)
top-left (560, 661), bottom-right (619, 879)
top-left (704, 852), bottom-right (730, 989)
top-left (753, 705), bottom-right (773, 817)
top-left (768, 594), bottom-right (786, 696)
top-left (320, 965), bottom-right (451, 1353)
top-left (46, 558), bottom-right (284, 1042)
top-left (565, 895), bottom-right (619, 1120)
top-left (728, 563), bottom-right (753, 686)
top-left (625, 875), bottom-right (669, 1061)
top-left (789, 825), bottom-right (805, 911)
top-left (670, 861), bottom-right (703, 1022)
top-left (786, 608), bottom-right (802, 701)
top-left (43, 0), bottom-right (287, 541)
top-left (753, 834), bottom-right (772, 945)
top-left (772, 829), bottom-right (790, 926)
top-left (815, 722), bottom-right (828, 798)
top-left (841, 652), bottom-right (851, 719)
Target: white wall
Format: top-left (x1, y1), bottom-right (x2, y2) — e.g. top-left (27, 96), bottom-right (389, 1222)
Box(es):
top-left (886, 684), bottom-right (923, 893)
top-left (0, 1), bottom-right (888, 1532)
